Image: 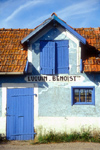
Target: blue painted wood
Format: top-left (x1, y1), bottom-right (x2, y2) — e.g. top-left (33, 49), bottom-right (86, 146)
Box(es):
top-left (56, 40), bottom-right (69, 74)
top-left (40, 40), bottom-right (69, 74)
top-left (80, 59), bottom-right (82, 72)
top-left (71, 86), bottom-right (95, 105)
top-left (40, 41), bottom-right (55, 74)
top-left (7, 88), bottom-right (34, 140)
top-left (25, 60), bottom-right (29, 73)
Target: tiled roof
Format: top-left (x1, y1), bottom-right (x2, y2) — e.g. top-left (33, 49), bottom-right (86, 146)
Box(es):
top-left (74, 28), bottom-right (100, 72)
top-left (74, 27), bottom-right (100, 51)
top-left (0, 25), bottom-right (100, 73)
top-left (0, 28), bottom-right (33, 73)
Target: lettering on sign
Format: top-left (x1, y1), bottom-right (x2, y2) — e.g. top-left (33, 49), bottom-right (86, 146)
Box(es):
top-left (25, 75), bottom-right (84, 82)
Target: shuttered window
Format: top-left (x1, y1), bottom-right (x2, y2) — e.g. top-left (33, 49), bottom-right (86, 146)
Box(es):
top-left (40, 40), bottom-right (69, 74)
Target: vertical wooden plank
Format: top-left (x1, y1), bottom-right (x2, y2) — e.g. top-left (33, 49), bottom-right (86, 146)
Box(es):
top-left (7, 89), bottom-right (12, 140)
top-left (19, 117), bottom-right (24, 140)
top-left (12, 97), bottom-right (15, 140)
top-left (56, 40), bottom-right (69, 74)
top-left (40, 41), bottom-right (55, 74)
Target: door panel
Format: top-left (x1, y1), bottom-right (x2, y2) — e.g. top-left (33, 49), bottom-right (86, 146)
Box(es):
top-left (7, 88), bottom-right (34, 140)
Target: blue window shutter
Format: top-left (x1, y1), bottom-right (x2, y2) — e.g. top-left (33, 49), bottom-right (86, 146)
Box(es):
top-left (40, 41), bottom-right (55, 74)
top-left (56, 40), bottom-right (69, 74)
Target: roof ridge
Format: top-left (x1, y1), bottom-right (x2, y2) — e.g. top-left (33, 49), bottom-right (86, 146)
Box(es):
top-left (51, 12), bottom-right (57, 16)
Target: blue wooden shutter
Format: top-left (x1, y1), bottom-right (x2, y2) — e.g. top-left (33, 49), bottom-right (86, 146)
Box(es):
top-left (40, 41), bottom-right (55, 74)
top-left (56, 40), bottom-right (69, 74)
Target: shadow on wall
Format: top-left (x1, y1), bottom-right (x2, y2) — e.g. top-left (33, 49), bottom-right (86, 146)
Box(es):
top-left (85, 73), bottom-right (100, 86)
top-left (0, 63), bottom-right (48, 88)
top-left (29, 62), bottom-right (40, 75)
top-left (27, 62), bottom-right (49, 88)
top-left (81, 42), bottom-right (99, 60)
top-left (81, 42), bottom-right (100, 86)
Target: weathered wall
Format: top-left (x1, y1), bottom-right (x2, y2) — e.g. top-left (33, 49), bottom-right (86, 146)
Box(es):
top-left (31, 25), bottom-right (100, 134)
top-left (35, 73), bottom-right (100, 135)
top-left (38, 75), bottom-right (100, 117)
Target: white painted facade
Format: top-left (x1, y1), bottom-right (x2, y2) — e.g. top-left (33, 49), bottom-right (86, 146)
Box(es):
top-left (0, 87), bottom-right (6, 136)
top-left (35, 117), bottom-right (100, 135)
top-left (0, 80), bottom-right (100, 137)
top-left (0, 19), bottom-right (99, 139)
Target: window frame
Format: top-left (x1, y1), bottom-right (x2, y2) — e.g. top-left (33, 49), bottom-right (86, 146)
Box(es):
top-left (71, 86), bottom-right (95, 105)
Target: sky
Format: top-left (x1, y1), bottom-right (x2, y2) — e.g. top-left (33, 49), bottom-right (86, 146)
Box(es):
top-left (0, 0), bottom-right (100, 29)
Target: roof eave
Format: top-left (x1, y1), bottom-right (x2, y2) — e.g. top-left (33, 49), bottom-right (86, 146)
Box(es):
top-left (53, 15), bottom-right (86, 44)
top-left (0, 72), bottom-right (24, 75)
top-left (21, 18), bottom-right (53, 44)
top-left (21, 14), bottom-right (86, 45)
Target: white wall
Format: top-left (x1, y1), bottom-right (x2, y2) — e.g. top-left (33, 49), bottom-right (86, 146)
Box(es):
top-left (35, 117), bottom-right (100, 135)
top-left (1, 83), bottom-right (100, 137)
top-left (34, 83), bottom-right (100, 135)
top-left (0, 87), bottom-right (6, 136)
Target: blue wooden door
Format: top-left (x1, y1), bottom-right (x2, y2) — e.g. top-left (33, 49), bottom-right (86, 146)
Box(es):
top-left (7, 88), bottom-right (34, 140)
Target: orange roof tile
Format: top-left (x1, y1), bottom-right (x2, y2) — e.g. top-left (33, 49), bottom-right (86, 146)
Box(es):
top-left (74, 27), bottom-right (100, 72)
top-left (0, 28), bottom-right (34, 73)
top-left (0, 25), bottom-right (100, 73)
top-left (74, 27), bottom-right (100, 51)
